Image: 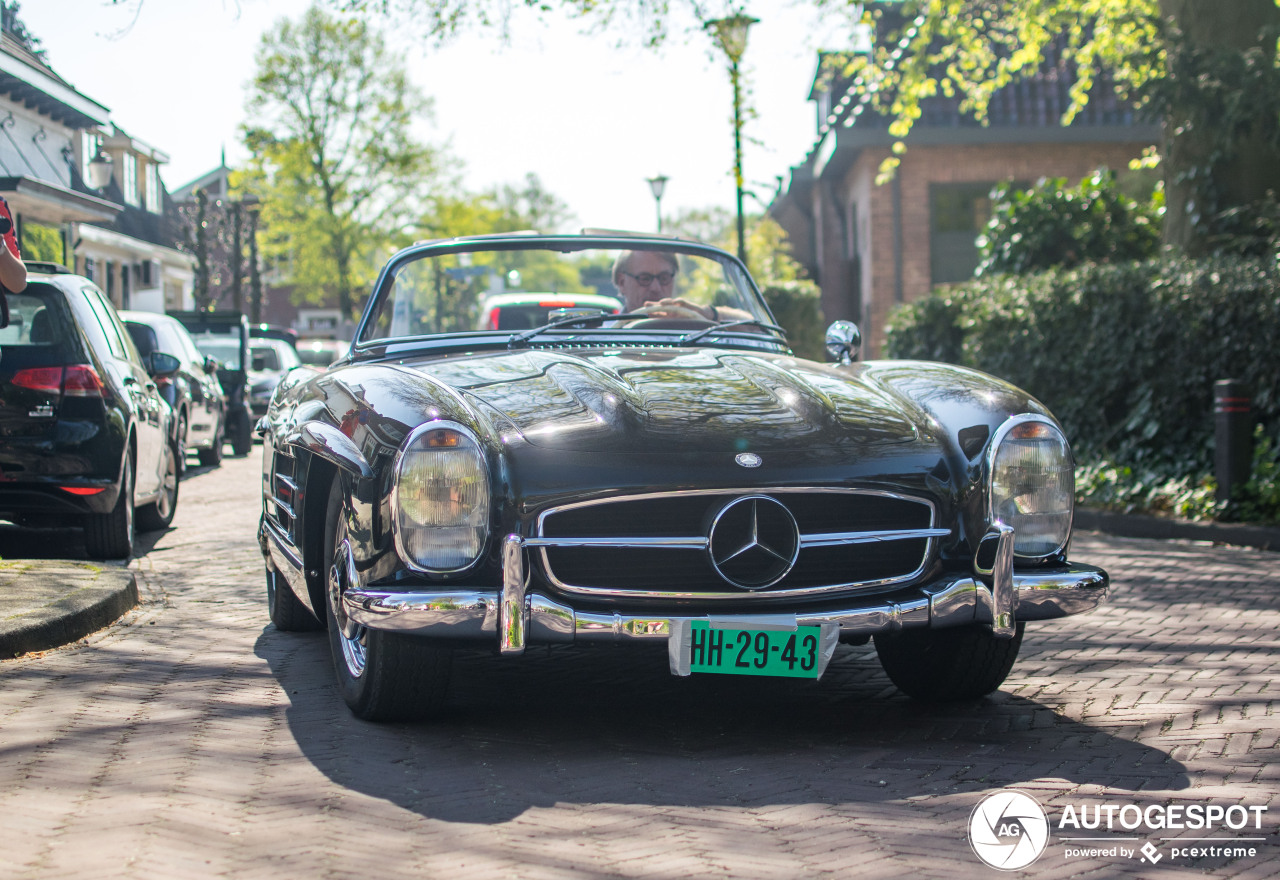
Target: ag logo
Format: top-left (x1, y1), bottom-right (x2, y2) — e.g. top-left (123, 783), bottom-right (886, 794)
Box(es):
top-left (968, 789), bottom-right (1050, 871)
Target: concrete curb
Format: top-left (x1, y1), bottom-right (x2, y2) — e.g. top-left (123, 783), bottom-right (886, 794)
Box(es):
top-left (1075, 508), bottom-right (1280, 552)
top-left (0, 563), bottom-right (138, 659)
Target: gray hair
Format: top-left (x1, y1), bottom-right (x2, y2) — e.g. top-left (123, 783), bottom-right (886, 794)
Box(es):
top-left (612, 250), bottom-right (679, 285)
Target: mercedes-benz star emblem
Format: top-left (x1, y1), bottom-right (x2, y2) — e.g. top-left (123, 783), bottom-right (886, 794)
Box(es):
top-left (735, 452), bottom-right (762, 468)
top-left (707, 495), bottom-right (800, 590)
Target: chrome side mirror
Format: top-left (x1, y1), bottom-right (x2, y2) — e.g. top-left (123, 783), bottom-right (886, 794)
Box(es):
top-left (825, 321), bottom-right (861, 364)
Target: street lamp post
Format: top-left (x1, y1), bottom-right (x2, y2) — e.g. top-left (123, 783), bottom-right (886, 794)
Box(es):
top-left (244, 196), bottom-right (263, 325)
top-left (227, 198), bottom-right (243, 314)
top-left (646, 174), bottom-right (668, 232)
top-left (224, 194), bottom-right (260, 317)
top-left (705, 13), bottom-right (758, 266)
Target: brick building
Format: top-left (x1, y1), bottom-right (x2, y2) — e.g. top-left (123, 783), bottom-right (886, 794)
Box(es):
top-left (771, 41), bottom-right (1160, 357)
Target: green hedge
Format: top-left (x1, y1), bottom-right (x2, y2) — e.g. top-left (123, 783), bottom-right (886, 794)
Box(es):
top-left (761, 281), bottom-right (826, 362)
top-left (977, 170), bottom-right (1162, 276)
top-left (884, 255), bottom-right (1280, 473)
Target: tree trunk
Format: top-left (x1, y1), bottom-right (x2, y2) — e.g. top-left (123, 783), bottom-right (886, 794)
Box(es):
top-left (1159, 0), bottom-right (1280, 252)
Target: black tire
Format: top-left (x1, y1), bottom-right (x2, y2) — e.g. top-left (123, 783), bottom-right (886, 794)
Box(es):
top-left (231, 411), bottom-right (252, 457)
top-left (266, 565), bottom-right (323, 632)
top-left (197, 414), bottom-right (225, 467)
top-left (174, 410), bottom-right (189, 477)
top-left (137, 439), bottom-right (179, 532)
top-left (85, 455), bottom-right (135, 560)
top-left (322, 478), bottom-right (452, 721)
top-left (873, 623), bottom-right (1025, 702)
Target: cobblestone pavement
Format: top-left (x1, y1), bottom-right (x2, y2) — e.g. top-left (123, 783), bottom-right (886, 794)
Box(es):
top-left (0, 452), bottom-right (1276, 879)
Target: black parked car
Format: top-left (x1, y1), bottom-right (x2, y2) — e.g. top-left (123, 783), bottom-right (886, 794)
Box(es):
top-left (0, 267), bottom-right (180, 559)
top-left (121, 310), bottom-right (227, 469)
top-left (170, 311), bottom-right (253, 457)
top-left (258, 232), bottom-right (1108, 721)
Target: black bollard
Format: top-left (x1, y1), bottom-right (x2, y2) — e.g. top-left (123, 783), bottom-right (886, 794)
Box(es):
top-left (1214, 380), bottom-right (1253, 502)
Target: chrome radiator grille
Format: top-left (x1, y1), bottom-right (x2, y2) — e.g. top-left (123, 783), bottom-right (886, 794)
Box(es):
top-left (534, 489), bottom-right (946, 599)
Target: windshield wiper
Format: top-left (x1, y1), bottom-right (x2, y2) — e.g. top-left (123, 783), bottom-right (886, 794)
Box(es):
top-left (508, 310), bottom-right (652, 348)
top-left (679, 318), bottom-right (787, 345)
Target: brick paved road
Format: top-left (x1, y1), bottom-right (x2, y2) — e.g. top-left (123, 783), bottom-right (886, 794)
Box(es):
top-left (0, 452), bottom-right (1276, 878)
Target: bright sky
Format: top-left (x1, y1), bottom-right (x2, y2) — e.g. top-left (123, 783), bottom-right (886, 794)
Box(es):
top-left (23, 0), bottom-right (857, 233)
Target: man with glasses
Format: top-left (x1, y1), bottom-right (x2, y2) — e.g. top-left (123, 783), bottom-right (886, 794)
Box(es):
top-left (611, 250), bottom-right (742, 322)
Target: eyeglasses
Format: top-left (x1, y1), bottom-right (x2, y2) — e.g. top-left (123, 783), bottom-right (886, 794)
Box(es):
top-left (622, 270), bottom-right (675, 287)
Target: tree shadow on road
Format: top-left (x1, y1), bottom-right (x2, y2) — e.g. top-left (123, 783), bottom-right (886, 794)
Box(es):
top-left (254, 627), bottom-right (1190, 826)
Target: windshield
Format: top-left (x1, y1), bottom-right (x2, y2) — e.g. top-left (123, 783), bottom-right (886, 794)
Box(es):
top-left (251, 341), bottom-right (302, 373)
top-left (296, 340), bottom-right (347, 366)
top-left (192, 336), bottom-right (243, 370)
top-left (358, 240), bottom-right (776, 345)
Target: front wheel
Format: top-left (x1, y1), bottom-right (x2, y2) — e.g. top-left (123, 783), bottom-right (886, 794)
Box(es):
top-left (197, 413), bottom-right (224, 467)
top-left (873, 623), bottom-right (1025, 702)
top-left (174, 410), bottom-right (189, 477)
top-left (137, 440), bottom-right (179, 531)
top-left (322, 479), bottom-right (451, 721)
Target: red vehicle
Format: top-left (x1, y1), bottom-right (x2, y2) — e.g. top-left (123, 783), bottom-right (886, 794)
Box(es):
top-left (477, 292), bottom-right (622, 330)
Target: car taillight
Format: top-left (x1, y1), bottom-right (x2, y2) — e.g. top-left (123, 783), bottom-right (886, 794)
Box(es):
top-left (63, 365), bottom-right (105, 398)
top-left (11, 365), bottom-right (105, 398)
top-left (487, 309), bottom-right (500, 330)
top-left (11, 367), bottom-right (64, 394)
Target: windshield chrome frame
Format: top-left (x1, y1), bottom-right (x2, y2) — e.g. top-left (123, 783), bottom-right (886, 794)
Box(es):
top-left (352, 234), bottom-right (775, 351)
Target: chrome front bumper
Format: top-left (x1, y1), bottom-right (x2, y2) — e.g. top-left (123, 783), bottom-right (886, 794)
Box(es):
top-left (338, 533), bottom-right (1109, 654)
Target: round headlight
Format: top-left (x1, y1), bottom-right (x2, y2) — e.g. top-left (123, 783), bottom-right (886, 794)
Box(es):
top-left (392, 423), bottom-right (490, 572)
top-left (988, 417), bottom-right (1073, 560)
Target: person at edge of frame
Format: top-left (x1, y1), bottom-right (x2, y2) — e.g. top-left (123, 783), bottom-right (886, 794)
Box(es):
top-left (0, 195), bottom-right (28, 329)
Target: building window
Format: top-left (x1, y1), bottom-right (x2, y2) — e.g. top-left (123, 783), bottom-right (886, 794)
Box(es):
top-left (845, 201), bottom-right (859, 261)
top-left (122, 155), bottom-right (138, 206)
top-left (82, 133), bottom-right (101, 183)
top-left (929, 183), bottom-right (997, 284)
top-left (144, 163), bottom-right (162, 213)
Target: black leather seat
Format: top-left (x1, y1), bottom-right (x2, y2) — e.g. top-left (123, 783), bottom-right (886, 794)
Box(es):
top-left (27, 308), bottom-right (52, 344)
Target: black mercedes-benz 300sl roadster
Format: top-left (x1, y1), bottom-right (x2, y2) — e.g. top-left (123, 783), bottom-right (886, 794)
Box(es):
top-left (258, 232), bottom-right (1108, 721)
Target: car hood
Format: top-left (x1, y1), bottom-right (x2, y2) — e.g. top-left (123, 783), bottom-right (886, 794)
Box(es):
top-left (395, 347), bottom-right (926, 456)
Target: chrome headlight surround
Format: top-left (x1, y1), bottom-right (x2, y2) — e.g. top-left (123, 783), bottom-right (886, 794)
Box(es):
top-left (391, 420), bottom-right (491, 574)
top-left (986, 414), bottom-right (1074, 561)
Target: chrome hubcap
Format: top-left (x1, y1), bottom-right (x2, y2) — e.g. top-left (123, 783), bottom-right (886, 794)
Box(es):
top-left (328, 539), bottom-right (367, 678)
top-left (157, 446), bottom-right (176, 518)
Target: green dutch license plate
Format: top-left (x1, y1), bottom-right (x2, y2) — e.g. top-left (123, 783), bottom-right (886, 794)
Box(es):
top-left (687, 621), bottom-right (823, 678)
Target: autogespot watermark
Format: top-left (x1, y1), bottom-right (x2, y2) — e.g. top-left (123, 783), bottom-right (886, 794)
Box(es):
top-left (969, 789), bottom-right (1052, 870)
top-left (968, 789), bottom-right (1270, 871)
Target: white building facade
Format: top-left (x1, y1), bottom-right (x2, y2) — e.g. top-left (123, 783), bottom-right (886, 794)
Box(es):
top-left (0, 8), bottom-right (194, 311)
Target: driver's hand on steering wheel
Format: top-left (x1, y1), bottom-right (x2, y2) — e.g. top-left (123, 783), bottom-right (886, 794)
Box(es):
top-left (639, 297), bottom-right (715, 320)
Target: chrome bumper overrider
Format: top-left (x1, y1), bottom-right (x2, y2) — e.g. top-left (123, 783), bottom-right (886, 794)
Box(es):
top-left (337, 533), bottom-right (1109, 654)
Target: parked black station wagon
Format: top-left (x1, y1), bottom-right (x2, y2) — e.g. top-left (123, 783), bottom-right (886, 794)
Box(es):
top-left (0, 267), bottom-right (180, 559)
top-left (258, 232), bottom-right (1108, 721)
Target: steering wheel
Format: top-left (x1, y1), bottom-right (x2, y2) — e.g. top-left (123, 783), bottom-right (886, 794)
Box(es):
top-left (628, 317), bottom-right (715, 330)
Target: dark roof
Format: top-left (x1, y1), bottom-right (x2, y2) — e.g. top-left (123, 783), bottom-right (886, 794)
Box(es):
top-left (0, 32), bottom-right (109, 129)
top-left (68, 161), bottom-right (187, 252)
